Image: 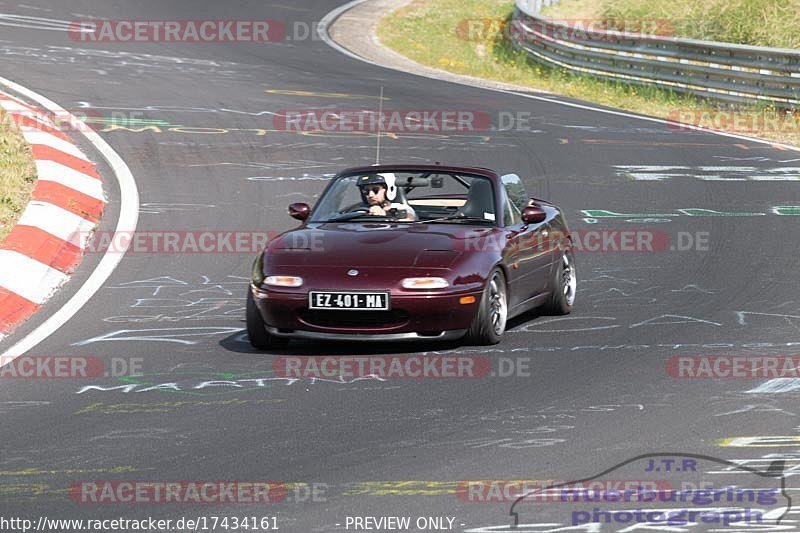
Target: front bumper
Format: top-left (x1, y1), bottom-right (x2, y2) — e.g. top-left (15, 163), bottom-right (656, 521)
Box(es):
top-left (265, 327), bottom-right (467, 342)
top-left (251, 284), bottom-right (481, 341)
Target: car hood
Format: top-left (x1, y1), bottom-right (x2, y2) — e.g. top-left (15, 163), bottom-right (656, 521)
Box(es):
top-left (266, 222), bottom-right (493, 267)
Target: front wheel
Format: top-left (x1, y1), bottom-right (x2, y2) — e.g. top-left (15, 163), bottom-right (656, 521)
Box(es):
top-left (246, 288), bottom-right (289, 350)
top-left (543, 248), bottom-right (576, 315)
top-left (466, 269), bottom-right (508, 345)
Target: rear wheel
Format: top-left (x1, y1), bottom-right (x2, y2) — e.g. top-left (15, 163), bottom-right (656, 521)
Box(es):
top-left (246, 288), bottom-right (289, 350)
top-left (543, 248), bottom-right (576, 315)
top-left (466, 269), bottom-right (508, 345)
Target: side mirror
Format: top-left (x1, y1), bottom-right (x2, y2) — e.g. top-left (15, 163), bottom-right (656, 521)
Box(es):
top-left (288, 203), bottom-right (310, 221)
top-left (521, 205), bottom-right (546, 225)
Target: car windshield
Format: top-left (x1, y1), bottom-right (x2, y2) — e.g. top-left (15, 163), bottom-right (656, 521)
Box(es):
top-left (310, 171), bottom-right (497, 224)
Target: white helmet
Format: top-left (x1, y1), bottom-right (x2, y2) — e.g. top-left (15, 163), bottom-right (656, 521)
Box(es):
top-left (358, 172), bottom-right (397, 201)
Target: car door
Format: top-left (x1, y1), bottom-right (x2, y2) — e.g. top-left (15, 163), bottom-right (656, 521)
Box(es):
top-left (500, 174), bottom-right (553, 303)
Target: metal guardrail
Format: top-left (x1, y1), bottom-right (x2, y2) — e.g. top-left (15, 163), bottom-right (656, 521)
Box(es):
top-left (512, 0), bottom-right (800, 107)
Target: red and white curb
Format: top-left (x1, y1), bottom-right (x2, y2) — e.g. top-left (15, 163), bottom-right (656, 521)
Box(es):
top-left (0, 92), bottom-right (105, 341)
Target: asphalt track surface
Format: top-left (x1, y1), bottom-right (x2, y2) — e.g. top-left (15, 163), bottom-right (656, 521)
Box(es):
top-left (0, 1), bottom-right (800, 532)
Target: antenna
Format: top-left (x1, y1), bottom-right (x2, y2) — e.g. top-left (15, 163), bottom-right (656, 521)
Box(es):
top-left (375, 86), bottom-right (384, 165)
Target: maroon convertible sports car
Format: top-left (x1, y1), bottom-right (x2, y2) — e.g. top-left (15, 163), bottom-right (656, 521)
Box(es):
top-left (247, 164), bottom-right (576, 347)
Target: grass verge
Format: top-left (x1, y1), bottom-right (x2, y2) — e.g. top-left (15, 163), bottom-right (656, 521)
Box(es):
top-left (542, 0), bottom-right (800, 49)
top-left (377, 0), bottom-right (800, 147)
top-left (0, 110), bottom-right (37, 242)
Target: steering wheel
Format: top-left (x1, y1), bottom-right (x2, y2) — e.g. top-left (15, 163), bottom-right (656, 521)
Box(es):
top-left (341, 202), bottom-right (370, 214)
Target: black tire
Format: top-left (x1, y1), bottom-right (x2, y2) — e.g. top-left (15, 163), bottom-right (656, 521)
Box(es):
top-left (543, 248), bottom-right (576, 315)
top-left (246, 288), bottom-right (289, 350)
top-left (465, 269), bottom-right (508, 345)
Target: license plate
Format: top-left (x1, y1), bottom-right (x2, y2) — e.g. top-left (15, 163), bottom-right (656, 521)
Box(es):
top-left (309, 291), bottom-right (390, 310)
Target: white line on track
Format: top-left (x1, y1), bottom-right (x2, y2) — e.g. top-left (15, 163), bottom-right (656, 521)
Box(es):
top-left (317, 0), bottom-right (800, 153)
top-left (0, 76), bottom-right (140, 358)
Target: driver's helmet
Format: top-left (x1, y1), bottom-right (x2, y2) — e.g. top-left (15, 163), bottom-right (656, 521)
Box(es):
top-left (358, 173), bottom-right (398, 203)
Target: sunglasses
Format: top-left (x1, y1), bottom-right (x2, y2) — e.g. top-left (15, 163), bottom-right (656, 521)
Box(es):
top-left (362, 186), bottom-right (385, 195)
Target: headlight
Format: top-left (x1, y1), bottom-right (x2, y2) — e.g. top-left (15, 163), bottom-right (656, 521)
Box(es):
top-left (264, 275), bottom-right (303, 287)
top-left (401, 277), bottom-right (449, 289)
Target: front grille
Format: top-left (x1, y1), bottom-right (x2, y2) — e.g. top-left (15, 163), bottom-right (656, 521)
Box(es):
top-left (299, 309), bottom-right (410, 328)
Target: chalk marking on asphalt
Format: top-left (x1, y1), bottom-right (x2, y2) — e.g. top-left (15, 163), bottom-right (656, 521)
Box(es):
top-left (0, 465), bottom-right (143, 476)
top-left (720, 436), bottom-right (800, 447)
